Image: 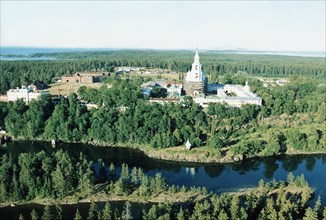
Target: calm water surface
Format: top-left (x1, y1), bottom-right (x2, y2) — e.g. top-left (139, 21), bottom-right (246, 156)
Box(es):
top-left (0, 141), bottom-right (325, 219)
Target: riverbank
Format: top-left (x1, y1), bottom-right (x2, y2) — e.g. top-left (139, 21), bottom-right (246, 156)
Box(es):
top-left (0, 179), bottom-right (313, 209)
top-left (0, 183), bottom-right (207, 208)
top-left (6, 137), bottom-right (326, 164)
top-left (85, 139), bottom-right (326, 164)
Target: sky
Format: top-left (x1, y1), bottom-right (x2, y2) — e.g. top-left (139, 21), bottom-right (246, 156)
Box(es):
top-left (1, 1), bottom-right (325, 51)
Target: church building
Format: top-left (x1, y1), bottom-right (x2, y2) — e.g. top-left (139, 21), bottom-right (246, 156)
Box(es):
top-left (183, 48), bottom-right (262, 107)
top-left (183, 48), bottom-right (207, 96)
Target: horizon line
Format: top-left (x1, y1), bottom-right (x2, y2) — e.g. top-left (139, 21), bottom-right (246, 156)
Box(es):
top-left (1, 45), bottom-right (325, 53)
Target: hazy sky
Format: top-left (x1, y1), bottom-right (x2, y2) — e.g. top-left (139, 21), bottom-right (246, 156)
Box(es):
top-left (1, 1), bottom-right (325, 51)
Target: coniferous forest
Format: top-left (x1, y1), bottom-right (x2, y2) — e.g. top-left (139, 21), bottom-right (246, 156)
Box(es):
top-left (1, 75), bottom-right (325, 155)
top-left (0, 150), bottom-right (325, 219)
top-left (0, 50), bottom-right (325, 219)
top-left (0, 50), bottom-right (325, 93)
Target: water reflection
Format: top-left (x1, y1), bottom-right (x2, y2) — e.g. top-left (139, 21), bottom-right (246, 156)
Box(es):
top-left (281, 156), bottom-right (304, 172)
top-left (1, 141), bottom-right (326, 205)
top-left (263, 157), bottom-right (279, 179)
top-left (305, 157), bottom-right (316, 171)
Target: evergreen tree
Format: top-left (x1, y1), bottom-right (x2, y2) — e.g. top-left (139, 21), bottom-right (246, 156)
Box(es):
top-left (108, 163), bottom-right (115, 180)
top-left (121, 201), bottom-right (133, 220)
top-left (176, 207), bottom-right (185, 220)
top-left (217, 209), bottom-right (228, 220)
top-left (51, 164), bottom-right (65, 198)
top-left (41, 205), bottom-right (51, 220)
top-left (87, 201), bottom-right (97, 220)
top-left (303, 207), bottom-right (318, 220)
top-left (18, 214), bottom-right (25, 220)
top-left (102, 201), bottom-right (113, 220)
top-left (313, 196), bottom-right (322, 219)
top-left (144, 205), bottom-right (157, 220)
top-left (31, 209), bottom-right (39, 220)
top-left (287, 172), bottom-right (295, 185)
top-left (74, 209), bottom-right (82, 220)
top-left (230, 194), bottom-right (240, 220)
top-left (54, 203), bottom-right (62, 220)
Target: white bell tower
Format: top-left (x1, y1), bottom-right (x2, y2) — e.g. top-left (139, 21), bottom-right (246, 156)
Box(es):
top-left (186, 48), bottom-right (204, 82)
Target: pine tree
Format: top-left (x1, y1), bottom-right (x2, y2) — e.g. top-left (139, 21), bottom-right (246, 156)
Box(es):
top-left (144, 205), bottom-right (157, 220)
top-left (303, 207), bottom-right (318, 220)
top-left (314, 196), bottom-right (322, 218)
top-left (54, 203), bottom-right (62, 220)
top-left (87, 201), bottom-right (97, 220)
top-left (31, 209), bottom-right (38, 220)
top-left (120, 163), bottom-right (129, 183)
top-left (41, 205), bottom-right (52, 220)
top-left (122, 201), bottom-right (133, 220)
top-left (18, 214), bottom-right (25, 220)
top-left (130, 167), bottom-right (139, 185)
top-left (97, 209), bottom-right (102, 220)
top-left (51, 164), bottom-right (65, 198)
top-left (287, 172), bottom-right (295, 185)
top-left (176, 207), bottom-right (185, 220)
top-left (102, 201), bottom-right (113, 220)
top-left (230, 194), bottom-right (240, 220)
top-left (217, 209), bottom-right (228, 220)
top-left (41, 205), bottom-right (51, 220)
top-left (109, 163), bottom-right (115, 180)
top-left (74, 209), bottom-right (82, 220)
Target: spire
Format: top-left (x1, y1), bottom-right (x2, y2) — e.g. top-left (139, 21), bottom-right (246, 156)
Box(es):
top-left (194, 47), bottom-right (199, 62)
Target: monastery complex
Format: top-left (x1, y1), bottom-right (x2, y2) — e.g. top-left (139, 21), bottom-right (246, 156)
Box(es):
top-left (183, 49), bottom-right (262, 107)
top-left (5, 49), bottom-right (262, 108)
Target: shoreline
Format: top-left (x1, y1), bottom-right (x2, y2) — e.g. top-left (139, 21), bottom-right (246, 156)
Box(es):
top-left (4, 138), bottom-right (326, 165)
top-left (0, 181), bottom-right (313, 208)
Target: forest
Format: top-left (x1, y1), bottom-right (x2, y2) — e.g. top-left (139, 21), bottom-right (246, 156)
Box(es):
top-left (1, 75), bottom-right (325, 158)
top-left (0, 50), bottom-right (325, 93)
top-left (0, 150), bottom-right (325, 220)
top-left (0, 50), bottom-right (326, 219)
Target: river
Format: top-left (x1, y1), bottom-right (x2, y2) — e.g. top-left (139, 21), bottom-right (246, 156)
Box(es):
top-left (0, 141), bottom-right (325, 219)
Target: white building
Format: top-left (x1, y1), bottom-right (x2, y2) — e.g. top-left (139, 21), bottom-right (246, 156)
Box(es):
top-left (167, 84), bottom-right (182, 96)
top-left (182, 49), bottom-right (262, 108)
top-left (7, 86), bottom-right (45, 103)
top-left (183, 48), bottom-right (207, 96)
top-left (194, 82), bottom-right (262, 107)
top-left (185, 48), bottom-right (205, 82)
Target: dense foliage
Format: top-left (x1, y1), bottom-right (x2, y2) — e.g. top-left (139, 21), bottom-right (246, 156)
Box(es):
top-left (0, 150), bottom-right (324, 219)
top-left (1, 75), bottom-right (325, 158)
top-left (1, 50), bottom-right (325, 93)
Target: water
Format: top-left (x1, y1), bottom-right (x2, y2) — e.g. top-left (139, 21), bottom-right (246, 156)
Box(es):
top-left (1, 47), bottom-right (325, 58)
top-left (0, 46), bottom-right (117, 61)
top-left (0, 47), bottom-right (106, 55)
top-left (227, 50), bottom-right (326, 57)
top-left (0, 141), bottom-right (325, 218)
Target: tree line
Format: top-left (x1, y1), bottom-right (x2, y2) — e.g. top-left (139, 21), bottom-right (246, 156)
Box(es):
top-left (0, 149), bottom-right (324, 219)
top-left (1, 76), bottom-right (325, 157)
top-left (1, 50), bottom-right (324, 93)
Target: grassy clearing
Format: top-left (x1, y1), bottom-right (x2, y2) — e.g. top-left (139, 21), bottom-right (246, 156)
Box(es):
top-left (128, 72), bottom-right (180, 81)
top-left (144, 146), bottom-right (234, 163)
top-left (46, 82), bottom-right (103, 96)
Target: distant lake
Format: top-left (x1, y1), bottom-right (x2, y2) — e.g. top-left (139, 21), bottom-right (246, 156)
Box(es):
top-left (227, 51), bottom-right (326, 57)
top-left (0, 47), bottom-right (105, 55)
top-left (0, 56), bottom-right (57, 61)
